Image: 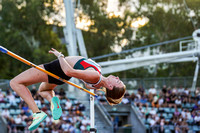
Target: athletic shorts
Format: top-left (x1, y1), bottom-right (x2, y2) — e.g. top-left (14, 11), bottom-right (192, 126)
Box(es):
top-left (43, 59), bottom-right (71, 85)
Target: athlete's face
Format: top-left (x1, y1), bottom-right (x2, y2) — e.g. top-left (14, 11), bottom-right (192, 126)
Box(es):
top-left (107, 75), bottom-right (124, 89)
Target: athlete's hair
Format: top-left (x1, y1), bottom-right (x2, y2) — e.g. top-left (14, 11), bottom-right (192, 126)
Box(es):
top-left (101, 85), bottom-right (126, 105)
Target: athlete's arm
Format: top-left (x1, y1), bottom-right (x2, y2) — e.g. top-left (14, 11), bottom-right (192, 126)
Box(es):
top-left (84, 82), bottom-right (100, 89)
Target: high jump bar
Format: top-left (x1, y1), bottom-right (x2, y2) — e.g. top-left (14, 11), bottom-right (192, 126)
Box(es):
top-left (0, 46), bottom-right (98, 98)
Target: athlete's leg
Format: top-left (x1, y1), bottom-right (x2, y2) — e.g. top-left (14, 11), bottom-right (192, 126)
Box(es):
top-left (38, 82), bottom-right (57, 102)
top-left (38, 82), bottom-right (62, 120)
top-left (10, 65), bottom-right (48, 113)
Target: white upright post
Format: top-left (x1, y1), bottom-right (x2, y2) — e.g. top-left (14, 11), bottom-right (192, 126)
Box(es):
top-left (90, 89), bottom-right (96, 133)
top-left (192, 59), bottom-right (199, 91)
top-left (192, 29), bottom-right (200, 92)
top-left (63, 0), bottom-right (78, 92)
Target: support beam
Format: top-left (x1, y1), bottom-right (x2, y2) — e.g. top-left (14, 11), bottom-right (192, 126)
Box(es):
top-left (192, 59), bottom-right (199, 91)
top-left (63, 0), bottom-right (78, 56)
top-left (99, 50), bottom-right (200, 74)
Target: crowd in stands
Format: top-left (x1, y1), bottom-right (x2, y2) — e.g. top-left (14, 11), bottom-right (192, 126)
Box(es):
top-left (0, 86), bottom-right (90, 133)
top-left (1, 84), bottom-right (200, 133)
top-left (97, 85), bottom-right (200, 133)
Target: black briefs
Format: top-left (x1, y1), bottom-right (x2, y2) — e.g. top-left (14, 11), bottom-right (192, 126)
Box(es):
top-left (43, 59), bottom-right (71, 85)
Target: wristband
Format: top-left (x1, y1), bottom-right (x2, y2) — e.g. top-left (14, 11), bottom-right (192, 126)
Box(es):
top-left (58, 53), bottom-right (64, 58)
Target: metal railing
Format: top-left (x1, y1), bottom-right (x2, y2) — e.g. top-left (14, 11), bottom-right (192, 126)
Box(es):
top-left (122, 77), bottom-right (200, 90)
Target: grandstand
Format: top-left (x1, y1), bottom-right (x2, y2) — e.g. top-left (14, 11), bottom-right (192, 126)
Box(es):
top-left (0, 83), bottom-right (91, 132)
top-left (1, 77), bottom-right (200, 133)
top-left (1, 0), bottom-right (200, 133)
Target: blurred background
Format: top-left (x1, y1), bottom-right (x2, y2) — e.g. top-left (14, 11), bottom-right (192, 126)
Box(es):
top-left (0, 0), bottom-right (200, 133)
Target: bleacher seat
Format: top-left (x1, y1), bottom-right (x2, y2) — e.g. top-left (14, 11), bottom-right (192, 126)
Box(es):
top-left (0, 103), bottom-right (6, 108)
top-left (5, 103), bottom-right (11, 108)
top-left (187, 119), bottom-right (194, 125)
top-left (167, 113), bottom-right (173, 119)
top-left (170, 108), bottom-right (175, 113)
top-left (188, 125), bottom-right (193, 130)
top-left (15, 98), bottom-right (21, 103)
top-left (193, 125), bottom-right (200, 131)
top-left (60, 99), bottom-right (67, 104)
top-left (168, 125), bottom-right (174, 130)
top-left (16, 109), bottom-right (21, 115)
top-left (145, 124), bottom-right (149, 129)
top-left (178, 108), bottom-right (181, 112)
top-left (44, 99), bottom-right (49, 104)
top-left (163, 113), bottom-right (167, 118)
top-left (185, 103), bottom-right (191, 108)
top-left (164, 129), bottom-right (171, 133)
top-left (165, 119), bottom-right (170, 122)
top-left (9, 109), bottom-right (15, 115)
top-left (164, 108), bottom-right (170, 113)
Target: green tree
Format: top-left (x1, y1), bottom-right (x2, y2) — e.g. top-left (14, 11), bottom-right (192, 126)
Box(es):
top-left (0, 0), bottom-right (65, 79)
top-left (116, 0), bottom-right (199, 78)
top-left (79, 0), bottom-right (133, 60)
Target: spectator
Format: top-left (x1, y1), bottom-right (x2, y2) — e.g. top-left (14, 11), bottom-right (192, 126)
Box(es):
top-left (22, 103), bottom-right (29, 113)
top-left (7, 118), bottom-right (17, 132)
top-left (158, 96), bottom-right (164, 107)
top-left (59, 88), bottom-right (66, 99)
top-left (138, 86), bottom-right (145, 96)
top-left (31, 85), bottom-right (37, 96)
top-left (7, 91), bottom-right (16, 106)
top-left (149, 108), bottom-right (157, 116)
top-left (34, 95), bottom-right (41, 108)
top-left (121, 96), bottom-right (130, 104)
top-left (175, 96), bottom-right (182, 108)
top-left (175, 126), bottom-right (181, 133)
top-left (97, 94), bottom-right (107, 104)
top-left (185, 109), bottom-right (192, 120)
top-left (149, 86), bottom-right (157, 95)
top-left (54, 87), bottom-right (60, 96)
top-left (151, 95), bottom-right (159, 108)
top-left (194, 112), bottom-right (200, 125)
top-left (174, 108), bottom-right (180, 117)
top-left (65, 98), bottom-right (72, 111)
top-left (0, 86), bottom-right (91, 133)
top-left (46, 115), bottom-right (53, 125)
top-left (180, 120), bottom-right (189, 133)
top-left (68, 123), bottom-right (75, 133)
top-left (178, 86), bottom-right (185, 94)
top-left (183, 88), bottom-right (190, 96)
top-left (161, 85), bottom-right (167, 95)
top-left (61, 120), bottom-right (70, 132)
top-left (181, 109), bottom-right (186, 119)
top-left (169, 91), bottom-right (177, 108)
top-left (15, 115), bottom-right (22, 125)
top-left (25, 110), bottom-right (32, 117)
top-left (159, 118), bottom-right (165, 133)
top-left (1, 108), bottom-right (10, 118)
top-left (139, 94), bottom-right (148, 108)
top-left (149, 116), bottom-right (156, 127)
top-left (0, 89), bottom-right (5, 103)
top-left (172, 86), bottom-right (178, 94)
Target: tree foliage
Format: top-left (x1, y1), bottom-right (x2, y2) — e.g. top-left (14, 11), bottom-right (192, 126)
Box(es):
top-left (104, 0), bottom-right (199, 78)
top-left (0, 0), bottom-right (200, 79)
top-left (0, 0), bottom-right (65, 79)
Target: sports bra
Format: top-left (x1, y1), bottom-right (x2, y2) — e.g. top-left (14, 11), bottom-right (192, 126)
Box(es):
top-left (73, 58), bottom-right (102, 88)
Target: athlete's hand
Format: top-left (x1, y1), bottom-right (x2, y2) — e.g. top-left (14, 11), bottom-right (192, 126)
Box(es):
top-left (49, 48), bottom-right (62, 57)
